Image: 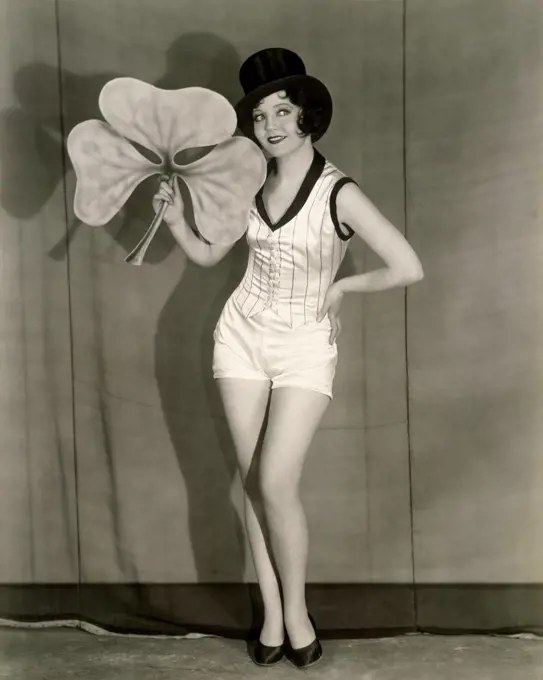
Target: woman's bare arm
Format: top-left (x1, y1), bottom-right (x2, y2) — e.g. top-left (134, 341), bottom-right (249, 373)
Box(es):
top-left (335, 182), bottom-right (423, 292)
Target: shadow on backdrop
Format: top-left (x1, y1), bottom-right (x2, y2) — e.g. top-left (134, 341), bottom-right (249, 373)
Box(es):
top-left (0, 31), bottom-right (356, 636)
top-left (0, 31), bottom-right (251, 631)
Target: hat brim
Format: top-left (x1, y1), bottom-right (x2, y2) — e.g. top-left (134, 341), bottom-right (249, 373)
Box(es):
top-left (235, 74), bottom-right (332, 143)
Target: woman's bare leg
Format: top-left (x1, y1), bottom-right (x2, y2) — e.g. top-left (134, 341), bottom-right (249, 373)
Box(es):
top-left (258, 386), bottom-right (330, 649)
top-left (215, 377), bottom-right (284, 646)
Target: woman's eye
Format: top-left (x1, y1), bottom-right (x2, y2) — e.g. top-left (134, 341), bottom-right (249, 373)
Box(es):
top-left (278, 108), bottom-right (291, 116)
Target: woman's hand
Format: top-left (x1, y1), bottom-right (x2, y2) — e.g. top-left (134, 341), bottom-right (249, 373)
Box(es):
top-left (317, 283), bottom-right (345, 345)
top-left (152, 175), bottom-right (184, 227)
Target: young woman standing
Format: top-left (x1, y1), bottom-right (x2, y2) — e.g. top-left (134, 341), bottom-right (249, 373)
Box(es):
top-left (154, 47), bottom-right (423, 669)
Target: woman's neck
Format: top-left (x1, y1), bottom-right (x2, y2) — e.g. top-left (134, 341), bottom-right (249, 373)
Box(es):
top-left (273, 140), bottom-right (315, 183)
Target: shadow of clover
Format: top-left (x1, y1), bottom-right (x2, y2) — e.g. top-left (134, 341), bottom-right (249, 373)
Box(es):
top-left (0, 33), bottom-right (270, 628)
top-left (0, 32), bottom-right (254, 265)
top-left (1, 63), bottom-right (119, 218)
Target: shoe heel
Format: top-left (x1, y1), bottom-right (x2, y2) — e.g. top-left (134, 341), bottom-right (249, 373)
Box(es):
top-left (285, 613), bottom-right (323, 669)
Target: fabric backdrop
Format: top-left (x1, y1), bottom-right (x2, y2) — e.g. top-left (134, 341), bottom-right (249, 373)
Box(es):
top-left (0, 0), bottom-right (541, 636)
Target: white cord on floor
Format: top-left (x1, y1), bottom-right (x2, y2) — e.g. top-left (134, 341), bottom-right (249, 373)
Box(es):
top-left (0, 617), bottom-right (217, 639)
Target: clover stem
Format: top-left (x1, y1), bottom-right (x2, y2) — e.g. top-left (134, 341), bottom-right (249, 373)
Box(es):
top-left (124, 174), bottom-right (175, 266)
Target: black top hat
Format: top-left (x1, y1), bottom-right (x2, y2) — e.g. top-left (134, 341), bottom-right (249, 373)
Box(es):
top-left (235, 48), bottom-right (333, 142)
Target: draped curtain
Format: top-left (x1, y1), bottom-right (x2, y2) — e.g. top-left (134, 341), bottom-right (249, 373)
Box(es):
top-left (0, 0), bottom-right (541, 636)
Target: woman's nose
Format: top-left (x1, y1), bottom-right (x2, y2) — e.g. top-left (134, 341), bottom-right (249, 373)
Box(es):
top-left (265, 114), bottom-right (279, 131)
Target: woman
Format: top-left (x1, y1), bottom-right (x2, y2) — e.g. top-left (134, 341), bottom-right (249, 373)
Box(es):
top-left (154, 48), bottom-right (423, 669)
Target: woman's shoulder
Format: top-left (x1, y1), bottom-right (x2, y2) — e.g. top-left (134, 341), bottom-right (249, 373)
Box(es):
top-left (315, 159), bottom-right (358, 209)
top-left (320, 156), bottom-right (354, 186)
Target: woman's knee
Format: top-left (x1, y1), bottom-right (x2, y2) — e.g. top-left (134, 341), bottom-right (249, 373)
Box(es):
top-left (260, 472), bottom-right (300, 510)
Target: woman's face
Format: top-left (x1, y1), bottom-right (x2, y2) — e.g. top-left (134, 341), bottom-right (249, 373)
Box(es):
top-left (252, 90), bottom-right (308, 157)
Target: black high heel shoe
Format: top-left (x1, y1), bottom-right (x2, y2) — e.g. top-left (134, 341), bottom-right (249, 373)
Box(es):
top-left (284, 614), bottom-right (323, 669)
top-left (249, 620), bottom-right (285, 667)
top-left (250, 639), bottom-right (284, 666)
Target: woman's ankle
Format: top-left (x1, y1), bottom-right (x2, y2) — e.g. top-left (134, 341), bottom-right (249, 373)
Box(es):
top-left (283, 605), bottom-right (310, 627)
top-left (259, 613), bottom-right (285, 645)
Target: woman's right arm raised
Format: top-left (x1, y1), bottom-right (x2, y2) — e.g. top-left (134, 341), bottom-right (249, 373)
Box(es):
top-left (153, 177), bottom-right (236, 267)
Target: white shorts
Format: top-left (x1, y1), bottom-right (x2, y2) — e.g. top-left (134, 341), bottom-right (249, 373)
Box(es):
top-left (212, 297), bottom-right (338, 399)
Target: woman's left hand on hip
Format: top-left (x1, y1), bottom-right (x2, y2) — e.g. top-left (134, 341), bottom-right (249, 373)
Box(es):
top-left (317, 284), bottom-right (345, 345)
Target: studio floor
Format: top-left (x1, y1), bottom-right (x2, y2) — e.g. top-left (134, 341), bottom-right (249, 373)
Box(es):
top-left (0, 626), bottom-right (542, 679)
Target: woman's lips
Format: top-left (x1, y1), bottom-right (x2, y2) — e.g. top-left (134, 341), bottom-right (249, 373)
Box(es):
top-left (267, 135), bottom-right (286, 144)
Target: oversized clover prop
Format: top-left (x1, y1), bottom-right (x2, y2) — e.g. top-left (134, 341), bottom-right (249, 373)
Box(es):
top-left (67, 78), bottom-right (266, 265)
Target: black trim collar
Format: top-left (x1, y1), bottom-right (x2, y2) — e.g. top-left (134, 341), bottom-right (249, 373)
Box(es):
top-left (256, 150), bottom-right (326, 231)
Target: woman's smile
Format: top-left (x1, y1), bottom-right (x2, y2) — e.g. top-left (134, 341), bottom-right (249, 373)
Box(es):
top-left (267, 134), bottom-right (287, 145)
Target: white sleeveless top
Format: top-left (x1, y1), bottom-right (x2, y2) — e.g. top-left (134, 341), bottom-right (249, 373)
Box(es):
top-left (231, 151), bottom-right (356, 329)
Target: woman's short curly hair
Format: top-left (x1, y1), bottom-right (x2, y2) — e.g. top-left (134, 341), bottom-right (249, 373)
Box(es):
top-left (280, 85), bottom-right (329, 142)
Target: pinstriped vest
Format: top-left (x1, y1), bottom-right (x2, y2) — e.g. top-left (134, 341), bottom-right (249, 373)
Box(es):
top-left (231, 151), bottom-right (356, 329)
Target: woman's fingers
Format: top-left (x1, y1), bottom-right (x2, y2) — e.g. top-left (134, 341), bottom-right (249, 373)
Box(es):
top-left (153, 185), bottom-right (175, 204)
top-left (153, 177), bottom-right (183, 225)
top-left (156, 175), bottom-right (174, 193)
top-left (159, 182), bottom-right (174, 198)
top-left (330, 318), bottom-right (341, 344)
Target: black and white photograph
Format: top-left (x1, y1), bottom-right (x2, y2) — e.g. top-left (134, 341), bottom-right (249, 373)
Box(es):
top-left (0, 0), bottom-right (542, 678)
